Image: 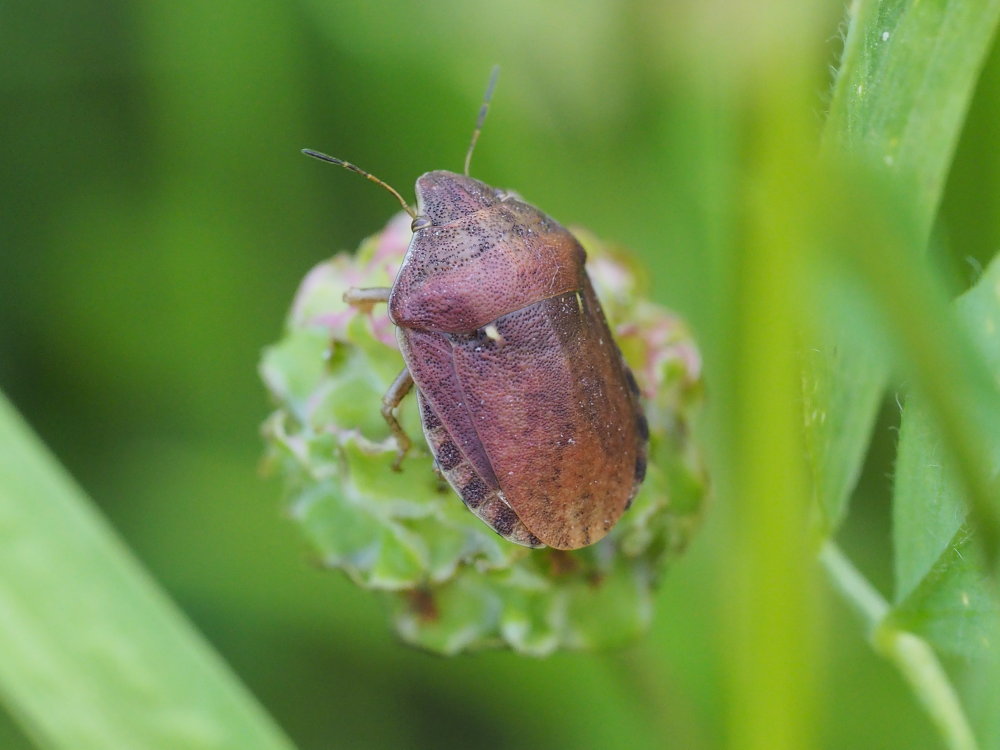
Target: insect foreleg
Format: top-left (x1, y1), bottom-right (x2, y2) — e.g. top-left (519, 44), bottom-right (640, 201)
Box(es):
top-left (381, 368), bottom-right (415, 471)
top-left (343, 287), bottom-right (391, 313)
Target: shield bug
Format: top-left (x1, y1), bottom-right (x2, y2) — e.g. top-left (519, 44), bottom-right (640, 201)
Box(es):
top-left (304, 68), bottom-right (648, 550)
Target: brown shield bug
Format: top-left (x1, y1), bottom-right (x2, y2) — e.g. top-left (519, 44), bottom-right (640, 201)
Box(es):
top-left (303, 68), bottom-right (648, 549)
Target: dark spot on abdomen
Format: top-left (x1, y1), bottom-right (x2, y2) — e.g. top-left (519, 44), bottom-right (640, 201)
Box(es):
top-left (492, 505), bottom-right (517, 536)
top-left (634, 454), bottom-right (647, 484)
top-left (436, 439), bottom-right (462, 471)
top-left (636, 412), bottom-right (649, 441)
top-left (625, 367), bottom-right (640, 396)
top-left (461, 476), bottom-right (489, 509)
top-left (421, 398), bottom-right (442, 430)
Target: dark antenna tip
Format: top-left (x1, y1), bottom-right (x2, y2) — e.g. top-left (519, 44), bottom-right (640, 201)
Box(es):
top-left (302, 148), bottom-right (416, 218)
top-left (301, 148), bottom-right (341, 164)
top-left (464, 65), bottom-right (500, 177)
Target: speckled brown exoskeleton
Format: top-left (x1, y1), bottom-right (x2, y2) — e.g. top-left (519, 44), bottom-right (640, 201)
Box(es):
top-left (303, 68), bottom-right (647, 549)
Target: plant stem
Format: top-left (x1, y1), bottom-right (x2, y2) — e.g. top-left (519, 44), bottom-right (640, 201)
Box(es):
top-left (819, 542), bottom-right (978, 750)
top-left (818, 540), bottom-right (888, 624)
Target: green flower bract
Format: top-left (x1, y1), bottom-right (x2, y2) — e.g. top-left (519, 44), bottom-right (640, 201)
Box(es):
top-left (261, 213), bottom-right (706, 656)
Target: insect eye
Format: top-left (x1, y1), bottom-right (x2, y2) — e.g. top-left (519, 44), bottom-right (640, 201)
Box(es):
top-left (411, 216), bottom-right (432, 231)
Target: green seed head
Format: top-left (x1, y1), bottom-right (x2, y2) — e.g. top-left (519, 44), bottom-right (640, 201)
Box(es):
top-left (260, 213), bottom-right (706, 655)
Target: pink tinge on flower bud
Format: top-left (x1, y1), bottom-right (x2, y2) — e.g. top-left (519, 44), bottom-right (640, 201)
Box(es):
top-left (617, 312), bottom-right (701, 400)
top-left (368, 312), bottom-right (397, 349)
top-left (308, 309), bottom-right (356, 341)
top-left (289, 214), bottom-right (412, 348)
top-left (371, 212), bottom-right (412, 272)
top-left (587, 255), bottom-right (635, 300)
top-left (290, 256), bottom-right (359, 339)
top-left (645, 313), bottom-right (702, 386)
top-left (365, 213), bottom-right (411, 348)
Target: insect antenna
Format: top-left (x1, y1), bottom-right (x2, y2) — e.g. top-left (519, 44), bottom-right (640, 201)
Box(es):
top-left (301, 149), bottom-right (416, 219)
top-left (463, 65), bottom-right (500, 177)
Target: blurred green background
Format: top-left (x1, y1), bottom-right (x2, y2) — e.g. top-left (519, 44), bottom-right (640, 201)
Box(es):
top-left (2, 1), bottom-right (998, 748)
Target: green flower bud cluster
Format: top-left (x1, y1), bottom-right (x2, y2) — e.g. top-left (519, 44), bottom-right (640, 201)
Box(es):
top-left (260, 213), bottom-right (706, 655)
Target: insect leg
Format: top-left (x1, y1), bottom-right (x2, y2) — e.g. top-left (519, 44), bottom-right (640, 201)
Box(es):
top-left (381, 367), bottom-right (415, 471)
top-left (343, 287), bottom-right (391, 313)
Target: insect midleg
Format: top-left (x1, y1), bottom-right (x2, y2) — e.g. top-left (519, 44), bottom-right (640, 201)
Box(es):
top-left (381, 367), bottom-right (414, 471)
top-left (342, 286), bottom-right (391, 313)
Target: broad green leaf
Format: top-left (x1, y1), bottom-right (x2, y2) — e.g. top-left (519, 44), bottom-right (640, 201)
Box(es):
top-left (888, 526), bottom-right (1000, 659)
top-left (893, 397), bottom-right (968, 600)
top-left (892, 254), bottom-right (1000, 653)
top-left (0, 395), bottom-right (297, 750)
top-left (809, 0), bottom-right (1000, 530)
top-left (802, 304), bottom-right (888, 532)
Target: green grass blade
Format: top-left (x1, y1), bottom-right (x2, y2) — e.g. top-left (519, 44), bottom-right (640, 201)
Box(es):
top-left (808, 0), bottom-right (1000, 531)
top-left (0, 395), bottom-right (297, 750)
top-left (825, 0), bottom-right (1000, 237)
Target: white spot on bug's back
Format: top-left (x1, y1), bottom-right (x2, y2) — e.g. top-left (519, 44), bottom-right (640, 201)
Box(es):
top-left (857, 84), bottom-right (863, 95)
top-left (484, 323), bottom-right (505, 346)
top-left (881, 30), bottom-right (890, 41)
